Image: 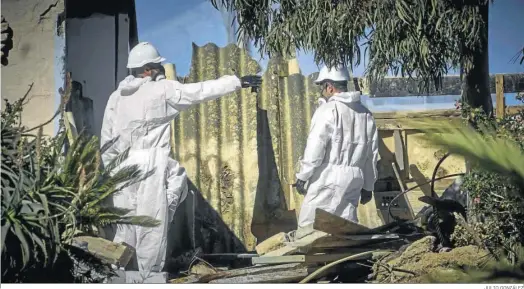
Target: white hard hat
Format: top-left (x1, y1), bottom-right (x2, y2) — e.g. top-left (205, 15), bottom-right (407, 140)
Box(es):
top-left (127, 42), bottom-right (166, 69)
top-left (314, 65), bottom-right (350, 84)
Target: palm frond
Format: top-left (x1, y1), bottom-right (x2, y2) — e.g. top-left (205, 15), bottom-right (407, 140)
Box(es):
top-left (408, 118), bottom-right (524, 186)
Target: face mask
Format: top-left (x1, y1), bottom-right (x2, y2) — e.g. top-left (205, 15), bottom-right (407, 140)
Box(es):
top-left (150, 69), bottom-right (166, 81)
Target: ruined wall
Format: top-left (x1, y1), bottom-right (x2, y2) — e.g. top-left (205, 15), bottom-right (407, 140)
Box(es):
top-left (168, 43), bottom-right (466, 252)
top-left (1, 0), bottom-right (65, 136)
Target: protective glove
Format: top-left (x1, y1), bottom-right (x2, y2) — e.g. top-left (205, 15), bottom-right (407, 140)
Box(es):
top-left (360, 189), bottom-right (372, 205)
top-left (294, 179), bottom-right (307, 195)
top-left (240, 75), bottom-right (262, 88)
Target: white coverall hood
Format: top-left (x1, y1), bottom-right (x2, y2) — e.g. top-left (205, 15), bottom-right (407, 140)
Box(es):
top-left (119, 75), bottom-right (152, 96)
top-left (296, 90), bottom-right (379, 228)
top-left (100, 74), bottom-right (242, 282)
top-left (329, 91), bottom-right (361, 104)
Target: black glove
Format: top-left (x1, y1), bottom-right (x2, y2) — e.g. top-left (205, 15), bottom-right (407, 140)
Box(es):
top-left (295, 179), bottom-right (307, 195)
top-left (360, 189), bottom-right (372, 205)
top-left (240, 75), bottom-right (262, 88)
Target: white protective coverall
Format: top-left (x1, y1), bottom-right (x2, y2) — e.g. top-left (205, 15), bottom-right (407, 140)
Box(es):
top-left (101, 74), bottom-right (242, 279)
top-left (296, 91), bottom-right (379, 227)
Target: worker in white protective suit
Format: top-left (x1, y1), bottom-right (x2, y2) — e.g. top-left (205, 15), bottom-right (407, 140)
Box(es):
top-left (100, 42), bottom-right (262, 282)
top-left (294, 65), bottom-right (379, 228)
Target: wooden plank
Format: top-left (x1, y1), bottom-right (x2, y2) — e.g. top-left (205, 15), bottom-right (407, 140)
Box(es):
top-left (256, 232), bottom-right (287, 255)
top-left (298, 233), bottom-right (398, 250)
top-left (306, 235), bottom-right (397, 251)
top-left (496, 74), bottom-right (505, 119)
top-left (365, 73), bottom-right (524, 97)
top-left (252, 255), bottom-right (306, 265)
top-left (169, 275), bottom-right (201, 284)
top-left (198, 263), bottom-right (304, 283)
top-left (393, 130), bottom-right (406, 171)
top-left (506, 105), bottom-right (524, 115)
top-left (252, 252), bottom-right (371, 265)
top-left (71, 236), bottom-right (134, 267)
top-left (265, 231), bottom-right (329, 256)
top-left (392, 161), bottom-right (407, 192)
top-left (375, 109), bottom-right (461, 130)
top-left (307, 236), bottom-right (368, 250)
top-left (208, 266), bottom-right (316, 284)
top-left (313, 208), bottom-right (372, 236)
top-left (308, 238), bottom-right (408, 255)
top-left (264, 245), bottom-right (300, 257)
top-left (374, 109), bottom-right (460, 120)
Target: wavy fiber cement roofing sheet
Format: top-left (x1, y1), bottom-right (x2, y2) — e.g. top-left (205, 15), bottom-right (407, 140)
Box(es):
top-left (167, 43), bottom-right (465, 251)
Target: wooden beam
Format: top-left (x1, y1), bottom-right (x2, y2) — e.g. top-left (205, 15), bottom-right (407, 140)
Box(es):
top-left (496, 74), bottom-right (505, 119)
top-left (392, 161), bottom-right (407, 192)
top-left (374, 109), bottom-right (460, 120)
top-left (208, 266), bottom-right (316, 284)
top-left (71, 236), bottom-right (135, 267)
top-left (363, 73), bottom-right (524, 97)
top-left (256, 232), bottom-right (287, 255)
top-left (174, 263), bottom-right (307, 283)
top-left (393, 130), bottom-right (406, 172)
top-left (264, 245), bottom-right (299, 257)
top-left (307, 239), bottom-right (408, 256)
top-left (252, 252), bottom-right (372, 265)
top-left (506, 105), bottom-right (524, 115)
top-left (313, 209), bottom-right (372, 236)
top-left (304, 236), bottom-right (369, 250)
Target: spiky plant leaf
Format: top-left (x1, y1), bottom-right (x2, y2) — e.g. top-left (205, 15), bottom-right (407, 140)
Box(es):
top-left (2, 89), bottom-right (160, 282)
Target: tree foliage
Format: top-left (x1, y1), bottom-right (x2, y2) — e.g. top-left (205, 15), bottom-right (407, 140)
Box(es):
top-left (211, 0), bottom-right (492, 94)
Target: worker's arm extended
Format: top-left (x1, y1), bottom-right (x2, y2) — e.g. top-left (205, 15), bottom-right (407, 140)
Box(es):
top-left (163, 75), bottom-right (242, 111)
top-left (296, 105), bottom-right (335, 182)
top-left (363, 115), bottom-right (379, 192)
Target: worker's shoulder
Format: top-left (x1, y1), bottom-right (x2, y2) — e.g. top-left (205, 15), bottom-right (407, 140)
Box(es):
top-left (345, 101), bottom-right (374, 117)
top-left (318, 101), bottom-right (339, 112)
top-left (314, 101), bottom-right (338, 116)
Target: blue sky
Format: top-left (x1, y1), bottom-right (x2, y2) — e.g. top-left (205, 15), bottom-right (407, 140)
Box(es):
top-left (135, 0), bottom-right (523, 111)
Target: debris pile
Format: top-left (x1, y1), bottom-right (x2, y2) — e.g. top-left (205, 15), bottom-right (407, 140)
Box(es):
top-left (169, 208), bottom-right (426, 283)
top-left (370, 235), bottom-right (492, 283)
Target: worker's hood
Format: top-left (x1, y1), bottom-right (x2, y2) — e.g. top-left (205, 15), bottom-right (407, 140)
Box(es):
top-left (329, 91), bottom-right (361, 104)
top-left (119, 75), bottom-right (152, 96)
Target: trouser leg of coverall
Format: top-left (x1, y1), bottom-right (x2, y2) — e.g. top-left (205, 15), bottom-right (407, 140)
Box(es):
top-left (134, 149), bottom-right (169, 282)
top-left (112, 183), bottom-right (138, 270)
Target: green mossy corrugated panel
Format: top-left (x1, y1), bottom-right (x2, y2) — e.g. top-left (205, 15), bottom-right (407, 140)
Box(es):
top-left (170, 46), bottom-right (385, 248)
top-left (172, 43), bottom-right (261, 251)
top-left (170, 43), bottom-right (466, 248)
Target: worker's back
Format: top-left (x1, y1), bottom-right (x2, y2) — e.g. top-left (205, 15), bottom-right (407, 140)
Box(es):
top-left (297, 91), bottom-right (378, 227)
top-left (319, 92), bottom-right (377, 170)
top-left (112, 76), bottom-right (176, 153)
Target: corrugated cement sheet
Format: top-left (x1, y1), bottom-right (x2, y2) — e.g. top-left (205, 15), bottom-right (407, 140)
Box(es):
top-left (166, 43), bottom-right (464, 253)
top-left (169, 43), bottom-right (266, 253)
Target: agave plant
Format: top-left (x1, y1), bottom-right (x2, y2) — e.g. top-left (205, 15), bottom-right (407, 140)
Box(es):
top-left (1, 83), bottom-right (159, 282)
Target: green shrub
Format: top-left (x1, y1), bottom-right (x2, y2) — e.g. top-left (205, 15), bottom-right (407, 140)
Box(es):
top-left (1, 92), bottom-right (159, 282)
top-left (453, 99), bottom-right (524, 262)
